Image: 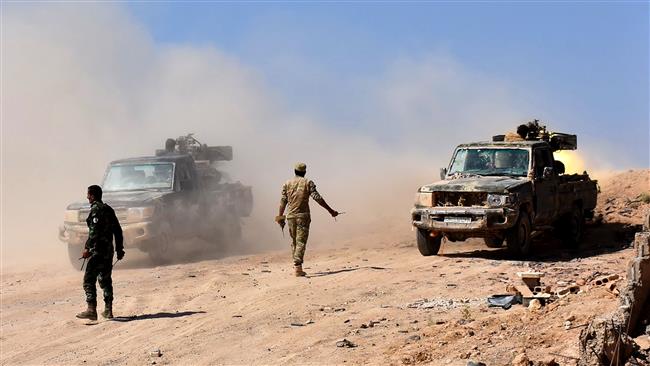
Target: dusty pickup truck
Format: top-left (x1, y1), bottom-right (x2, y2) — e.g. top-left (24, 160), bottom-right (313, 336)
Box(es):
top-left (59, 136), bottom-right (253, 267)
top-left (411, 133), bottom-right (598, 257)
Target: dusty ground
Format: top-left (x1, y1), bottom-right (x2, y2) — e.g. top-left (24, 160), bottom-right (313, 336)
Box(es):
top-left (1, 170), bottom-right (648, 365)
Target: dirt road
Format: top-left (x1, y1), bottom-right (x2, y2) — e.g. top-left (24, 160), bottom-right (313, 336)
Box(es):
top-left (1, 170), bottom-right (647, 365)
top-left (0, 226), bottom-right (638, 366)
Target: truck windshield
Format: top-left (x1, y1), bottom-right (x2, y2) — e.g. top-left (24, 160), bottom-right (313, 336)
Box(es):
top-left (103, 163), bottom-right (174, 191)
top-left (448, 148), bottom-right (529, 177)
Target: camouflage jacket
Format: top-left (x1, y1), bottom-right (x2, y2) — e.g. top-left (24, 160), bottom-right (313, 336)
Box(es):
top-left (85, 201), bottom-right (124, 258)
top-left (280, 176), bottom-right (323, 219)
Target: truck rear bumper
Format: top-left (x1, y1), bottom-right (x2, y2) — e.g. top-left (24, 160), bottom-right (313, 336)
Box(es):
top-left (411, 206), bottom-right (518, 233)
top-left (59, 221), bottom-right (156, 248)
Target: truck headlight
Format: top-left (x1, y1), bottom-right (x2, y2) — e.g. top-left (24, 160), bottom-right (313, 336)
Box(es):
top-left (126, 206), bottom-right (155, 221)
top-left (415, 192), bottom-right (433, 207)
top-left (64, 210), bottom-right (80, 223)
top-left (487, 193), bottom-right (517, 207)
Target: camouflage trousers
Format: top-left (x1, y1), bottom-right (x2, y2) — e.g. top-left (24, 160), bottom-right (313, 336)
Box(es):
top-left (288, 217), bottom-right (311, 265)
top-left (83, 255), bottom-right (114, 304)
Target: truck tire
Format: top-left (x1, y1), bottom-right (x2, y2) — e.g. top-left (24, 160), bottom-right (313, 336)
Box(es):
top-left (560, 206), bottom-right (584, 248)
top-left (416, 229), bottom-right (442, 256)
top-left (506, 211), bottom-right (532, 257)
top-left (67, 243), bottom-right (83, 270)
top-left (148, 222), bottom-right (173, 265)
top-left (484, 237), bottom-right (504, 248)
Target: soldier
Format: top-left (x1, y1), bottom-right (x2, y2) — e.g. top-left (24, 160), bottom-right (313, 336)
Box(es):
top-left (276, 163), bottom-right (338, 277)
top-left (76, 185), bottom-right (124, 321)
top-left (504, 124), bottom-right (529, 142)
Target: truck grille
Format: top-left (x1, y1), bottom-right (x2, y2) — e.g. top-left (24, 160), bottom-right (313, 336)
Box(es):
top-left (115, 209), bottom-right (128, 223)
top-left (435, 192), bottom-right (487, 207)
top-left (78, 208), bottom-right (128, 223)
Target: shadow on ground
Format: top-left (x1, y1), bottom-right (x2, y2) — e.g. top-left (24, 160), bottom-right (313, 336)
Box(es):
top-left (308, 266), bottom-right (389, 278)
top-left (440, 222), bottom-right (641, 262)
top-left (111, 311), bottom-right (206, 322)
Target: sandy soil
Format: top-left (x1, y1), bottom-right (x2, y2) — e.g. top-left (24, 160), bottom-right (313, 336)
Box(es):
top-left (1, 170), bottom-right (648, 366)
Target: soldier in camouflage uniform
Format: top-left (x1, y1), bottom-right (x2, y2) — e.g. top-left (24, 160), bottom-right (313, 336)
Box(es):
top-left (76, 185), bottom-right (124, 320)
top-left (276, 163), bottom-right (338, 277)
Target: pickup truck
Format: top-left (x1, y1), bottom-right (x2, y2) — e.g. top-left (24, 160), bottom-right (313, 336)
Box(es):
top-left (59, 137), bottom-right (253, 267)
top-left (411, 132), bottom-right (598, 257)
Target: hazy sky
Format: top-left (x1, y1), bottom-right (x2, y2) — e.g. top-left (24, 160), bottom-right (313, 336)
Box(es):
top-left (1, 2), bottom-right (648, 268)
top-left (127, 2), bottom-right (649, 165)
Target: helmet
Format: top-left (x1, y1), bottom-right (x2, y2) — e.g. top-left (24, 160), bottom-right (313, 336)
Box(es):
top-left (294, 162), bottom-right (307, 172)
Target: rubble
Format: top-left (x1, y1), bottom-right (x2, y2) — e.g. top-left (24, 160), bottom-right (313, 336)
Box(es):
top-left (336, 338), bottom-right (357, 348)
top-left (407, 298), bottom-right (481, 310)
top-left (579, 219), bottom-right (650, 365)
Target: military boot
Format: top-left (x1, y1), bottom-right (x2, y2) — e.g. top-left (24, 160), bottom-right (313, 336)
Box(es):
top-left (294, 264), bottom-right (307, 277)
top-left (76, 302), bottom-right (97, 320)
top-left (101, 302), bottom-right (113, 319)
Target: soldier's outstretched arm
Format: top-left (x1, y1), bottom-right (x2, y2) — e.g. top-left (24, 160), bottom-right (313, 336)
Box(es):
top-left (308, 180), bottom-right (338, 217)
top-left (315, 198), bottom-right (338, 218)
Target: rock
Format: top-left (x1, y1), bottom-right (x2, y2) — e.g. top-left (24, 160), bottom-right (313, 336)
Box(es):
top-left (407, 335), bottom-right (421, 342)
top-left (149, 349), bottom-right (162, 357)
top-left (336, 338), bottom-right (357, 348)
top-left (528, 299), bottom-right (542, 312)
top-left (576, 279), bottom-right (586, 286)
top-left (511, 353), bottom-right (530, 366)
top-left (467, 362), bottom-right (487, 366)
top-left (565, 314), bottom-right (576, 322)
top-left (634, 335), bottom-right (650, 350)
top-left (564, 321), bottom-right (572, 330)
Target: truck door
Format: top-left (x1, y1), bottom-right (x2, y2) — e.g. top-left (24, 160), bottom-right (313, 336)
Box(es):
top-left (174, 160), bottom-right (200, 235)
top-left (532, 147), bottom-right (558, 225)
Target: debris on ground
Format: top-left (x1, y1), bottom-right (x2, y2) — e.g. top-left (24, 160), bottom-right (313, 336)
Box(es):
top-left (336, 338), bottom-right (357, 348)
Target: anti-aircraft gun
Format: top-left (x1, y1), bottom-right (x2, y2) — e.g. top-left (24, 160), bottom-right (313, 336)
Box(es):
top-left (156, 133), bottom-right (253, 217)
top-left (493, 119), bottom-right (578, 151)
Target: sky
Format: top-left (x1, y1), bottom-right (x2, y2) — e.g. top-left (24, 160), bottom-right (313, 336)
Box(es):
top-left (1, 2), bottom-right (649, 268)
top-left (127, 2), bottom-right (649, 163)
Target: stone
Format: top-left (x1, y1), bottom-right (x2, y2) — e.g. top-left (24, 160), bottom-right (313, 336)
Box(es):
top-left (149, 349), bottom-right (162, 357)
top-left (336, 338), bottom-right (357, 348)
top-left (407, 335), bottom-right (421, 342)
top-left (511, 353), bottom-right (530, 366)
top-left (633, 335), bottom-right (650, 350)
top-left (528, 299), bottom-right (542, 312)
top-left (467, 362), bottom-right (487, 366)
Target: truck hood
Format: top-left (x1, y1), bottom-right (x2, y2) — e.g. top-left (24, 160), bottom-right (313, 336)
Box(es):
top-left (66, 190), bottom-right (170, 210)
top-left (421, 176), bottom-right (527, 193)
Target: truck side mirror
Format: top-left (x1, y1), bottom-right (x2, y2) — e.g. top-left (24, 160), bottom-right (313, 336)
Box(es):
top-left (440, 168), bottom-right (448, 180)
top-left (542, 166), bottom-right (554, 179)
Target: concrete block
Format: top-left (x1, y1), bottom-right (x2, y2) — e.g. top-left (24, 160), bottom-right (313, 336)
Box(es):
top-left (594, 274), bottom-right (620, 286)
top-left (634, 232), bottom-right (650, 258)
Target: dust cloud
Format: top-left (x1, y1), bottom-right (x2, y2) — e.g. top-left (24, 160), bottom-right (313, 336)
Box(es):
top-left (2, 4), bottom-right (534, 271)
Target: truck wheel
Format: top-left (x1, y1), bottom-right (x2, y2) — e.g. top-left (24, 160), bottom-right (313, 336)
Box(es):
top-left (484, 237), bottom-right (504, 248)
top-left (416, 229), bottom-right (442, 256)
top-left (148, 223), bottom-right (173, 265)
top-left (67, 243), bottom-right (83, 270)
top-left (560, 207), bottom-right (584, 248)
top-left (506, 211), bottom-right (532, 257)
